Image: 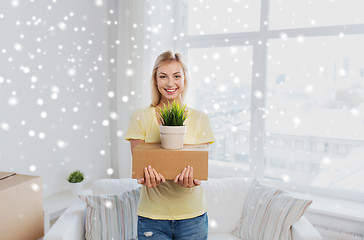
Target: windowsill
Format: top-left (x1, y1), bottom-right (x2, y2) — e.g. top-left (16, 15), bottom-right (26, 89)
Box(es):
top-left (291, 191), bottom-right (364, 223)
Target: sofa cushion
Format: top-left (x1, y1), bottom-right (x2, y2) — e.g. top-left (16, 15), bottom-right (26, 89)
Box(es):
top-left (79, 188), bottom-right (140, 240)
top-left (232, 179), bottom-right (312, 240)
top-left (201, 177), bottom-right (253, 233)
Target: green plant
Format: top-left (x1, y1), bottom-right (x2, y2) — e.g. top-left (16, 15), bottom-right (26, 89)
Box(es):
top-left (158, 100), bottom-right (190, 126)
top-left (67, 170), bottom-right (84, 183)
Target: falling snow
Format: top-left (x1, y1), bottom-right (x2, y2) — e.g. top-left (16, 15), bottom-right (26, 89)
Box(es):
top-left (107, 168), bottom-right (114, 175)
top-left (0, 0), bottom-right (122, 198)
top-left (1, 0), bottom-right (363, 204)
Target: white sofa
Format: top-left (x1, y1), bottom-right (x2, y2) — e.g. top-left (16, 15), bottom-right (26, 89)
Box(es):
top-left (44, 177), bottom-right (322, 240)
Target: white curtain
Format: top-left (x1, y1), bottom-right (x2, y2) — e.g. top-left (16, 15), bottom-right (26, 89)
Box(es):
top-left (111, 0), bottom-right (183, 177)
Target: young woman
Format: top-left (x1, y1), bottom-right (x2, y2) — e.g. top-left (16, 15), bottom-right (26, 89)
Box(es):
top-left (125, 50), bottom-right (215, 240)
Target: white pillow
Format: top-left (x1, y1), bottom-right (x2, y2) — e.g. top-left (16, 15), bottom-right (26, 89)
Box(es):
top-left (202, 177), bottom-right (253, 233)
top-left (232, 179), bottom-right (312, 240)
top-left (79, 188), bottom-right (140, 240)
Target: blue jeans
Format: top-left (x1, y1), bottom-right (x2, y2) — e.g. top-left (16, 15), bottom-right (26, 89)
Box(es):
top-left (137, 212), bottom-right (208, 240)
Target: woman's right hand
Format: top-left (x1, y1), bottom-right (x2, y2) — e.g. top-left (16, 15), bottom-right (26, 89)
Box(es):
top-left (137, 165), bottom-right (166, 188)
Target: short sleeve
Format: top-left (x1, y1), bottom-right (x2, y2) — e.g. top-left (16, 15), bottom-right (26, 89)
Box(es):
top-left (124, 110), bottom-right (146, 141)
top-left (197, 113), bottom-right (215, 144)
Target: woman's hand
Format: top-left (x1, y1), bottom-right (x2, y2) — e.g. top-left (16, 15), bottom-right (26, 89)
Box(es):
top-left (174, 165), bottom-right (201, 188)
top-left (137, 165), bottom-right (166, 188)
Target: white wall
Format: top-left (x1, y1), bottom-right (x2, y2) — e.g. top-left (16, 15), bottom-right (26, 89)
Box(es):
top-left (0, 0), bottom-right (112, 197)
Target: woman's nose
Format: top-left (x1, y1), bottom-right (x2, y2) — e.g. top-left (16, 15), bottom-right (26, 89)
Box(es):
top-left (166, 77), bottom-right (174, 86)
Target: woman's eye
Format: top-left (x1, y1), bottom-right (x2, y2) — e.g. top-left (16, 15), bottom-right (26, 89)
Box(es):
top-left (160, 76), bottom-right (166, 79)
top-left (175, 75), bottom-right (181, 78)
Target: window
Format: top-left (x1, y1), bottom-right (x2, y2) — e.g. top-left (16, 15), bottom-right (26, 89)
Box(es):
top-left (181, 0), bottom-right (364, 200)
top-left (266, 35), bottom-right (364, 194)
top-left (188, 0), bottom-right (260, 35)
top-left (269, 0), bottom-right (364, 30)
top-left (186, 46), bottom-right (253, 172)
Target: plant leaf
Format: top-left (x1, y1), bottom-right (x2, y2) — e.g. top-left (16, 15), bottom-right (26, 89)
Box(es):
top-left (158, 100), bottom-right (189, 126)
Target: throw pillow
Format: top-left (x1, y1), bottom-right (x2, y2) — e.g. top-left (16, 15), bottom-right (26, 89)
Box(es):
top-left (232, 179), bottom-right (312, 240)
top-left (79, 188), bottom-right (140, 240)
top-left (202, 177), bottom-right (253, 233)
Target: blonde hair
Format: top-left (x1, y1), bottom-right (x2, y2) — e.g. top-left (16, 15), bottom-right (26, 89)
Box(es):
top-left (150, 50), bottom-right (188, 107)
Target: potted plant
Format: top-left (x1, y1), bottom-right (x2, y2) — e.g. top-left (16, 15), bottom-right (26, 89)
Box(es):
top-left (67, 170), bottom-right (84, 195)
top-left (158, 100), bottom-right (190, 149)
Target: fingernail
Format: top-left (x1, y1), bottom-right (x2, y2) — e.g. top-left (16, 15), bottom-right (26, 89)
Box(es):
top-left (144, 167), bottom-right (147, 170)
top-left (148, 166), bottom-right (151, 169)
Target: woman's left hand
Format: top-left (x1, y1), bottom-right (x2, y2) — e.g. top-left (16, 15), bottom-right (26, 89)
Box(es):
top-left (174, 165), bottom-right (201, 188)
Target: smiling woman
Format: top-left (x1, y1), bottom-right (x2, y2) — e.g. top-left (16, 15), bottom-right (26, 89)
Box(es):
top-left (124, 50), bottom-right (215, 240)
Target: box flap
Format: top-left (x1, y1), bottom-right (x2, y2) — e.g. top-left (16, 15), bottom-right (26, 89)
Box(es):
top-left (0, 172), bottom-right (16, 181)
top-left (0, 173), bottom-right (41, 193)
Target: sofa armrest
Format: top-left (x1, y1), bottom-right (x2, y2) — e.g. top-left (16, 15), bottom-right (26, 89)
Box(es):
top-left (44, 198), bottom-right (86, 240)
top-left (292, 216), bottom-right (322, 240)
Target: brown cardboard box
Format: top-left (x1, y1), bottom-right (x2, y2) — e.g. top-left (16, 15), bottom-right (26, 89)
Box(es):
top-left (0, 172), bottom-right (44, 240)
top-left (132, 143), bottom-right (209, 180)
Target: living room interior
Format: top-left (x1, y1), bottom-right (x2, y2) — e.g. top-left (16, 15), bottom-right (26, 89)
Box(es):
top-left (0, 0), bottom-right (363, 239)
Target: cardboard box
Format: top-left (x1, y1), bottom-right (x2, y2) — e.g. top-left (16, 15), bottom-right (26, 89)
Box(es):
top-left (132, 143), bottom-right (209, 180)
top-left (0, 172), bottom-right (44, 240)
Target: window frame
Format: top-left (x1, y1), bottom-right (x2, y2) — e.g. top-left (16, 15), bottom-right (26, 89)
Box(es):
top-left (176, 0), bottom-right (364, 203)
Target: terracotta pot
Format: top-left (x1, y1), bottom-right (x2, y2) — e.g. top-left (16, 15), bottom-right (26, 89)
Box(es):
top-left (159, 125), bottom-right (186, 149)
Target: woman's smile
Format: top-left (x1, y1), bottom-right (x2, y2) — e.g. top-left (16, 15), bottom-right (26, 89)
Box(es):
top-left (165, 88), bottom-right (178, 94)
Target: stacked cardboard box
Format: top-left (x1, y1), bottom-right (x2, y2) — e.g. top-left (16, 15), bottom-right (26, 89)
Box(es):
top-left (132, 143), bottom-right (209, 180)
top-left (0, 172), bottom-right (44, 240)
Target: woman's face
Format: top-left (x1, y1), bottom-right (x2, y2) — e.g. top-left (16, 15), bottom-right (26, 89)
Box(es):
top-left (156, 61), bottom-right (185, 104)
